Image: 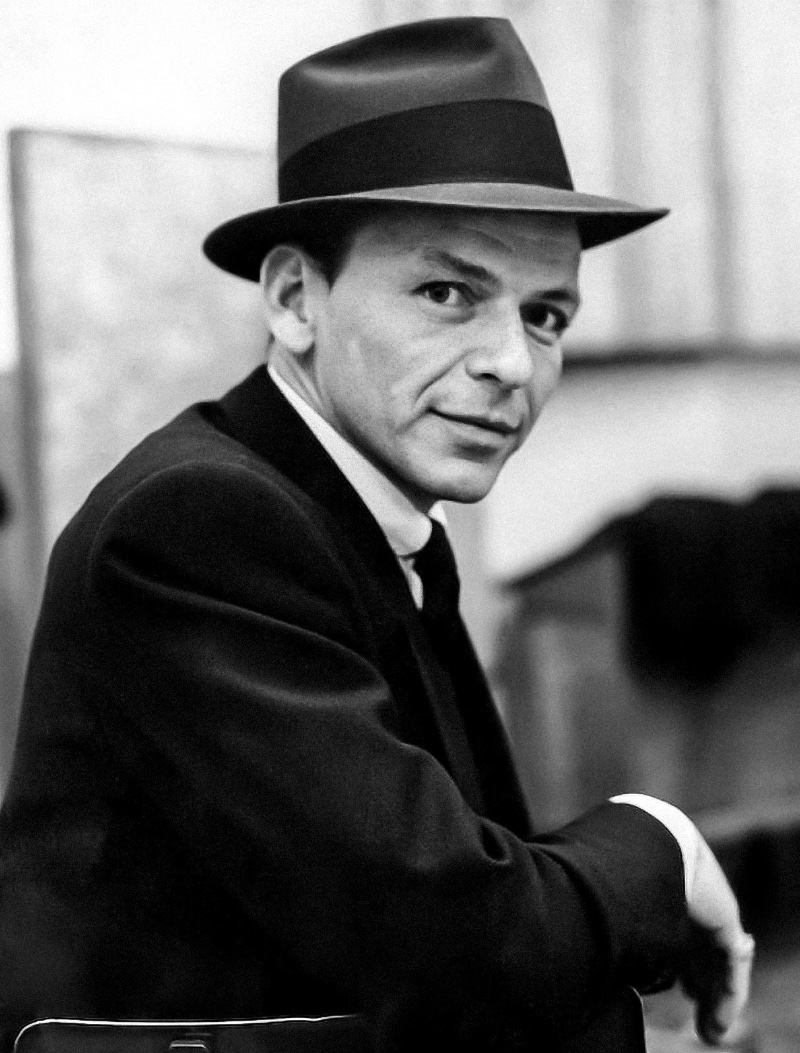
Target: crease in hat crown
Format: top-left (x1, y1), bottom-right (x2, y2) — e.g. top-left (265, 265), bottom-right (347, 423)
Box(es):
top-left (203, 16), bottom-right (669, 282)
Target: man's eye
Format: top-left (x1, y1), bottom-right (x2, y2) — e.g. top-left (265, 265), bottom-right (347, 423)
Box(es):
top-left (523, 303), bottom-right (569, 338)
top-left (418, 282), bottom-right (473, 307)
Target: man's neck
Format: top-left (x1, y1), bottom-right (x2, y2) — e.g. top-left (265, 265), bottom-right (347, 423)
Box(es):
top-left (267, 361), bottom-right (444, 562)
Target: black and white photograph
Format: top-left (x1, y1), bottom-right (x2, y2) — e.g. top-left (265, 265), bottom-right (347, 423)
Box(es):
top-left (0, 2), bottom-right (798, 1050)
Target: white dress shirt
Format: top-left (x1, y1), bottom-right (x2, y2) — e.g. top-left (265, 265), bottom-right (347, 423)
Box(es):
top-left (269, 364), bottom-right (446, 608)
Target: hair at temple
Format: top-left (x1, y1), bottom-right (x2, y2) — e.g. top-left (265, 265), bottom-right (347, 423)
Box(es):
top-left (286, 199), bottom-right (475, 286)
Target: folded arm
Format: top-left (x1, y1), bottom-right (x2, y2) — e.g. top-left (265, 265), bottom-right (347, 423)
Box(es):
top-left (84, 461), bottom-right (691, 1044)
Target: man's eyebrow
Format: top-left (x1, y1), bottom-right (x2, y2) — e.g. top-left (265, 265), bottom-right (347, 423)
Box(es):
top-left (418, 248), bottom-right (497, 286)
top-left (533, 287), bottom-right (582, 313)
top-left (417, 247), bottom-right (581, 311)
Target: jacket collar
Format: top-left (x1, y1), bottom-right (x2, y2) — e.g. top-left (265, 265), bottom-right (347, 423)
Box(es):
top-left (215, 365), bottom-right (412, 602)
top-left (267, 364), bottom-right (439, 560)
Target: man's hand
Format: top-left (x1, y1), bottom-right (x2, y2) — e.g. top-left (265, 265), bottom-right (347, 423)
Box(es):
top-left (677, 828), bottom-right (755, 1045)
top-left (611, 794), bottom-right (755, 1046)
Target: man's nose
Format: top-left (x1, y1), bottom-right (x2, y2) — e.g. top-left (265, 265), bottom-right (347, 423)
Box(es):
top-left (464, 307), bottom-right (535, 389)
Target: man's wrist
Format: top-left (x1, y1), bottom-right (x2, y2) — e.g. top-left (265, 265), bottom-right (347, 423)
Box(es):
top-left (610, 793), bottom-right (698, 897)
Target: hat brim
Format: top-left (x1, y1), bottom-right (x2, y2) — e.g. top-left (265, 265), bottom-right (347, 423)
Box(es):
top-left (203, 183), bottom-right (668, 282)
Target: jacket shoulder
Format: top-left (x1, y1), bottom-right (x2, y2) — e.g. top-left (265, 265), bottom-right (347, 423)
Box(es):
top-left (87, 399), bottom-right (317, 525)
top-left (45, 400), bottom-right (359, 632)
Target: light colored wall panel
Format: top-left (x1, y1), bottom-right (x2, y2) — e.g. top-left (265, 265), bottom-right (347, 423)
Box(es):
top-left (727, 0), bottom-right (800, 342)
top-left (0, 369), bottom-right (28, 786)
top-left (11, 131), bottom-right (268, 587)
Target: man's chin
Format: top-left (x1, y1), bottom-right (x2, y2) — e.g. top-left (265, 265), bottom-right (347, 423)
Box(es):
top-left (421, 469), bottom-right (500, 506)
top-left (389, 450), bottom-right (506, 508)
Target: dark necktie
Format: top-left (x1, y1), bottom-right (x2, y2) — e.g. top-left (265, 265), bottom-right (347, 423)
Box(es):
top-left (412, 520), bottom-right (533, 833)
top-left (413, 520), bottom-right (461, 643)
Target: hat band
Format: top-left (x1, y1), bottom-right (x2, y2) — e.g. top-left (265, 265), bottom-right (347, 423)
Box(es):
top-left (278, 99), bottom-right (574, 203)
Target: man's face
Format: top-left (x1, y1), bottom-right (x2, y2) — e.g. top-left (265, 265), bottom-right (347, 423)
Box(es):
top-left (302, 208), bottom-right (581, 508)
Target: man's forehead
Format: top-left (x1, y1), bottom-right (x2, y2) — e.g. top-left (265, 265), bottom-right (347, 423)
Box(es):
top-left (351, 206), bottom-right (582, 275)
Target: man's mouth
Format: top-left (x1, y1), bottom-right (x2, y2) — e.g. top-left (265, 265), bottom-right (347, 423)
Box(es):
top-left (431, 410), bottom-right (519, 436)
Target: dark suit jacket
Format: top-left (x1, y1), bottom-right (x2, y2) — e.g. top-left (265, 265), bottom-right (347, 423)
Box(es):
top-left (0, 367), bottom-right (686, 1051)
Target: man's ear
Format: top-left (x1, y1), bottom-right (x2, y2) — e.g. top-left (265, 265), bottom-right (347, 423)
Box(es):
top-left (260, 245), bottom-right (326, 354)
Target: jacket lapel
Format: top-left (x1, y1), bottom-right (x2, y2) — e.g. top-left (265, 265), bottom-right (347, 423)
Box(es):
top-left (448, 623), bottom-right (535, 837)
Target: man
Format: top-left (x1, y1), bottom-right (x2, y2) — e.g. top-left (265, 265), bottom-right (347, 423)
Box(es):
top-left (0, 17), bottom-right (752, 1053)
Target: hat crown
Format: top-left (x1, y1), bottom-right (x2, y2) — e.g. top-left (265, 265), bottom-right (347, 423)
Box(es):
top-left (278, 17), bottom-right (551, 166)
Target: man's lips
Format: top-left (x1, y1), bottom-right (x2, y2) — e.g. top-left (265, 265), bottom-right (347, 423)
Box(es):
top-left (431, 409), bottom-right (520, 436)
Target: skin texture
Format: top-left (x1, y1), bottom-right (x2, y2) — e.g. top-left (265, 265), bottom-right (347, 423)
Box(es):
top-left (261, 207), bottom-right (582, 510)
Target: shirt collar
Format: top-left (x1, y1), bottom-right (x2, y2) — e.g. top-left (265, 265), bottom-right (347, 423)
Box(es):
top-left (268, 364), bottom-right (445, 557)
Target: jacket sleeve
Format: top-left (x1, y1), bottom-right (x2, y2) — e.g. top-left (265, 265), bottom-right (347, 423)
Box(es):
top-left (85, 459), bottom-right (687, 1047)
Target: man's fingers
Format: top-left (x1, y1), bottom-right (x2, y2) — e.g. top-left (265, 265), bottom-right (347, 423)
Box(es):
top-left (681, 922), bottom-right (755, 1045)
top-left (706, 932), bottom-right (755, 1044)
top-left (682, 830), bottom-right (755, 1043)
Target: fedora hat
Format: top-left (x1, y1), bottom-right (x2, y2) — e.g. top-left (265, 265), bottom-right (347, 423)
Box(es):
top-left (204, 17), bottom-right (668, 281)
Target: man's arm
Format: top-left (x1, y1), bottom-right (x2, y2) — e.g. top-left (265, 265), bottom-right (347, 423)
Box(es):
top-left (82, 460), bottom-right (689, 1045)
